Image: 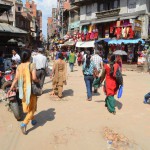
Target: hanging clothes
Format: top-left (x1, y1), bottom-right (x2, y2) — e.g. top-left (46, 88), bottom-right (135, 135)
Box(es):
top-left (129, 27), bottom-right (134, 39)
top-left (88, 25), bottom-right (93, 33)
top-left (122, 27), bottom-right (127, 38)
top-left (115, 27), bottom-right (121, 39)
top-left (86, 33), bottom-right (91, 41)
top-left (94, 29), bottom-right (98, 40)
top-left (90, 31), bottom-right (95, 40)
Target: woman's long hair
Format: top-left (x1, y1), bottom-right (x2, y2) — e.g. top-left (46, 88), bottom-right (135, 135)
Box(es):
top-left (85, 54), bottom-right (91, 68)
top-left (108, 54), bottom-right (116, 76)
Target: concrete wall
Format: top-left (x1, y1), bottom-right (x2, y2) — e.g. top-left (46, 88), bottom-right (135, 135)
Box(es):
top-left (120, 0), bottom-right (149, 14)
top-left (80, 3), bottom-right (97, 21)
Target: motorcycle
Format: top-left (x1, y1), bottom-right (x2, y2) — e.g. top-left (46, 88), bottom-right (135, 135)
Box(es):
top-left (0, 85), bottom-right (22, 121)
top-left (0, 69), bottom-right (15, 90)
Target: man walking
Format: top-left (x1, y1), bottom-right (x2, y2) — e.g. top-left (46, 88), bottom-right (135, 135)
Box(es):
top-left (12, 49), bottom-right (21, 64)
top-left (91, 50), bottom-right (103, 93)
top-left (33, 48), bottom-right (48, 89)
top-left (69, 50), bottom-right (76, 72)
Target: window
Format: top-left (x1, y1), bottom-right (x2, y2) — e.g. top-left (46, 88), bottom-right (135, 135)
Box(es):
top-left (98, 0), bottom-right (120, 12)
top-left (18, 7), bottom-right (21, 11)
top-left (86, 5), bottom-right (92, 15)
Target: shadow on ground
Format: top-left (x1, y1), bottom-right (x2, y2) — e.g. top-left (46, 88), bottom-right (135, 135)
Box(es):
top-left (115, 100), bottom-right (123, 110)
top-left (63, 89), bottom-right (74, 97)
top-left (27, 108), bottom-right (56, 134)
top-left (42, 89), bottom-right (53, 94)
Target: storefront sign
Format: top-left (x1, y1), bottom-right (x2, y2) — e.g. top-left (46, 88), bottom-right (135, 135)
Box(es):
top-left (69, 21), bottom-right (80, 29)
top-left (134, 20), bottom-right (142, 32)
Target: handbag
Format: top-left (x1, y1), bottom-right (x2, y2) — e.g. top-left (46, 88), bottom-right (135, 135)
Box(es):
top-left (29, 63), bottom-right (42, 96)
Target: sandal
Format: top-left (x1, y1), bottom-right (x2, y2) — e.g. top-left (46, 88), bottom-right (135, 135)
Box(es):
top-left (20, 123), bottom-right (27, 135)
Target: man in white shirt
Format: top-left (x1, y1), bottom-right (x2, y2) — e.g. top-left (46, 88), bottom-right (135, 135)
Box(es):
top-left (32, 49), bottom-right (48, 88)
top-left (12, 49), bottom-right (21, 64)
top-left (91, 50), bottom-right (103, 93)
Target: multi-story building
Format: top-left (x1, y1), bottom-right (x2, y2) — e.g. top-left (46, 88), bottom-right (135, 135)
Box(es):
top-left (25, 0), bottom-right (43, 47)
top-left (15, 0), bottom-right (32, 32)
top-left (0, 0), bottom-right (15, 26)
top-left (57, 0), bottom-right (70, 37)
top-left (69, 0), bottom-right (80, 34)
top-left (47, 17), bottom-right (53, 38)
top-left (74, 0), bottom-right (150, 39)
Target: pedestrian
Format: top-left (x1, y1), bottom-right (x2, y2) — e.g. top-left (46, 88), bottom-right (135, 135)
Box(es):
top-left (0, 51), bottom-right (4, 72)
top-left (12, 49), bottom-right (21, 64)
top-left (83, 54), bottom-right (96, 101)
top-left (49, 53), bottom-right (67, 99)
top-left (100, 54), bottom-right (120, 114)
top-left (69, 49), bottom-right (76, 72)
top-left (91, 50), bottom-right (103, 93)
top-left (32, 48), bottom-right (48, 89)
top-left (7, 50), bottom-right (39, 135)
top-left (77, 51), bottom-right (83, 66)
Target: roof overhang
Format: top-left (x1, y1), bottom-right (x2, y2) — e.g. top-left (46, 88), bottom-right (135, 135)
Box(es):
top-left (0, 4), bottom-right (12, 15)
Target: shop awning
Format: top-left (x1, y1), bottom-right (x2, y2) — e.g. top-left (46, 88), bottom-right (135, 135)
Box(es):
top-left (120, 15), bottom-right (138, 20)
top-left (80, 21), bottom-right (91, 26)
top-left (92, 17), bottom-right (119, 24)
top-left (76, 41), bottom-right (95, 48)
top-left (95, 38), bottom-right (111, 43)
top-left (108, 39), bottom-right (145, 45)
top-left (0, 23), bottom-right (27, 34)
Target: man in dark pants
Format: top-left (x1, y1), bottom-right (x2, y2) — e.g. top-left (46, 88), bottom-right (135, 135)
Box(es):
top-left (33, 49), bottom-right (48, 89)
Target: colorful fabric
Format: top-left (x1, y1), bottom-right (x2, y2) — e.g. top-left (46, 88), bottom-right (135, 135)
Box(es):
top-left (103, 64), bottom-right (119, 96)
top-left (106, 96), bottom-right (116, 113)
top-left (83, 61), bottom-right (95, 75)
top-left (17, 63), bottom-right (33, 105)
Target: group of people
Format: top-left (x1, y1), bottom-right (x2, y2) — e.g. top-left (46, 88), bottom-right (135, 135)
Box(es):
top-left (82, 50), bottom-right (122, 115)
top-left (3, 46), bottom-right (123, 135)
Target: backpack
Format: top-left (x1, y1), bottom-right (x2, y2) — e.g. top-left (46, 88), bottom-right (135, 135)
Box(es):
top-left (115, 68), bottom-right (123, 86)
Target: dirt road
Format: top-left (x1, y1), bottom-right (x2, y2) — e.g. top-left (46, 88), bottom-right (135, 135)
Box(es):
top-left (0, 65), bottom-right (150, 150)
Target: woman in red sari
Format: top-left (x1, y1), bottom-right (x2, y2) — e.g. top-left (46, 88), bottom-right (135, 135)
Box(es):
top-left (100, 54), bottom-right (119, 114)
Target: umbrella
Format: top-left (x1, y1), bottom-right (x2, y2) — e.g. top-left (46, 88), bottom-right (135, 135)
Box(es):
top-left (7, 39), bottom-right (17, 43)
top-left (113, 50), bottom-right (127, 56)
top-left (18, 41), bottom-right (25, 47)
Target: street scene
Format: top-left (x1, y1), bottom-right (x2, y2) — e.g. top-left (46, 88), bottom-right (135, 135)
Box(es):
top-left (0, 0), bottom-right (150, 150)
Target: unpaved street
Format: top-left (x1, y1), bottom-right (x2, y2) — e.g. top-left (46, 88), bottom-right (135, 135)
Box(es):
top-left (0, 65), bottom-right (150, 150)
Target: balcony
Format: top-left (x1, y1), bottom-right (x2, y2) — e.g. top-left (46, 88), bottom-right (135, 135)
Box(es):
top-left (96, 8), bottom-right (120, 19)
top-left (71, 0), bottom-right (97, 6)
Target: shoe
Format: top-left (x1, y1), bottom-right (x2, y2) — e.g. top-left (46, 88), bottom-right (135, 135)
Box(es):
top-left (88, 98), bottom-right (92, 101)
top-left (31, 120), bottom-right (37, 126)
top-left (20, 123), bottom-right (27, 135)
top-left (94, 89), bottom-right (98, 93)
top-left (112, 111), bottom-right (116, 115)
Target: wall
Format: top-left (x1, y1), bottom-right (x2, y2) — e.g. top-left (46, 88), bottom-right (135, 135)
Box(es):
top-left (80, 3), bottom-right (97, 21)
top-left (120, 0), bottom-right (149, 14)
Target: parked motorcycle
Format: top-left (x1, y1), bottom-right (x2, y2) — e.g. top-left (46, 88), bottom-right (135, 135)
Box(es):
top-left (1, 85), bottom-right (22, 121)
top-left (0, 69), bottom-right (15, 90)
